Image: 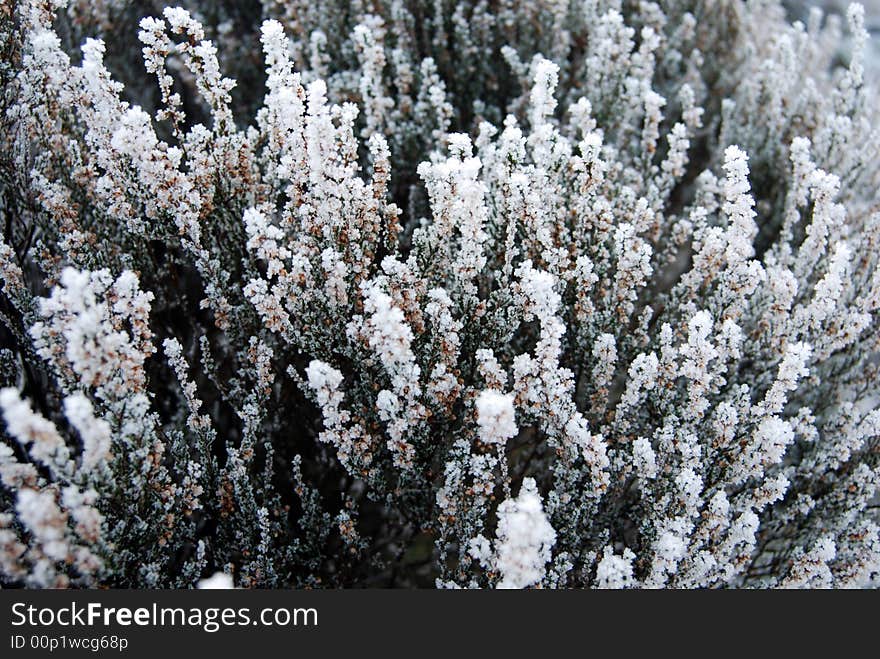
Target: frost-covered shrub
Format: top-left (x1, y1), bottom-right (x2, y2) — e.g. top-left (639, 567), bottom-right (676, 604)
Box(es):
top-left (1, 0), bottom-right (879, 588)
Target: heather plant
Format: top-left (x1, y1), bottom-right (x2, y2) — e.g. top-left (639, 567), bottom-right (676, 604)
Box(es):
top-left (0, 0), bottom-right (879, 588)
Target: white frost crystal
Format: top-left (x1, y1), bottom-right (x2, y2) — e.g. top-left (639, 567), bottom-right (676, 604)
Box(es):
top-left (494, 479), bottom-right (556, 589)
top-left (475, 390), bottom-right (518, 445)
top-left (197, 572), bottom-right (235, 589)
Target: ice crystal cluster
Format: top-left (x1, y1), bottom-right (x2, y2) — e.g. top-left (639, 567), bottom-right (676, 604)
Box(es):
top-left (0, 0), bottom-right (879, 589)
